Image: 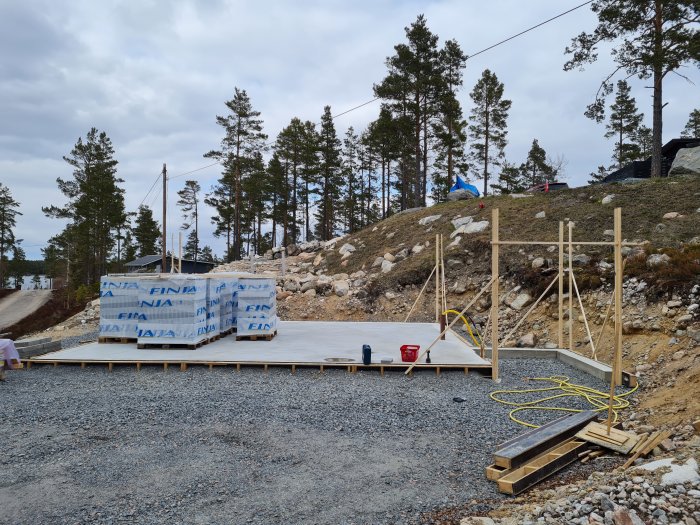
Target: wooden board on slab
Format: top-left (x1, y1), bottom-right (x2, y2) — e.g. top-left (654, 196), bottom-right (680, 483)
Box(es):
top-left (575, 422), bottom-right (640, 454)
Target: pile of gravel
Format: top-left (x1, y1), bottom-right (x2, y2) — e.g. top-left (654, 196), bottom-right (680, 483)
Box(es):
top-left (0, 359), bottom-right (615, 525)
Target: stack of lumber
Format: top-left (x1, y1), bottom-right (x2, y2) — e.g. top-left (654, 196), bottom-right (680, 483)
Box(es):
top-left (486, 411), bottom-right (598, 495)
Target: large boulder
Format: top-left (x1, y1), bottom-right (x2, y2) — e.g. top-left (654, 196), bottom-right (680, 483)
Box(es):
top-left (338, 243), bottom-right (356, 256)
top-left (451, 216), bottom-right (473, 229)
top-left (669, 145), bottom-right (700, 176)
top-left (334, 280), bottom-right (350, 297)
top-left (447, 189), bottom-right (477, 201)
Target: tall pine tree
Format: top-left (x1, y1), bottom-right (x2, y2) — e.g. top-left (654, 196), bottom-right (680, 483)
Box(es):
top-left (602, 80), bottom-right (644, 169)
top-left (315, 106), bottom-right (343, 241)
top-left (204, 88), bottom-right (267, 261)
top-left (176, 180), bottom-right (201, 263)
top-left (133, 205), bottom-right (161, 257)
top-left (43, 128), bottom-right (126, 286)
top-left (468, 69), bottom-right (511, 196)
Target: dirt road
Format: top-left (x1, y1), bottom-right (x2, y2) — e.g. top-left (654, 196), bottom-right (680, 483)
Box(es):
top-left (0, 290), bottom-right (53, 330)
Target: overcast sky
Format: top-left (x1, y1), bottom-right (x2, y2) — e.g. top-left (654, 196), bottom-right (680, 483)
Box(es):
top-left (1, 0), bottom-right (698, 260)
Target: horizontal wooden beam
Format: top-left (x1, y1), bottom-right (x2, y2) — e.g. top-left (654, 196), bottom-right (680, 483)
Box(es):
top-left (494, 410), bottom-right (598, 469)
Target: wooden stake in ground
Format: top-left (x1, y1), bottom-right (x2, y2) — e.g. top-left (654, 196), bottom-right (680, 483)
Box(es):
top-left (491, 208), bottom-right (499, 381)
top-left (568, 221), bottom-right (573, 352)
top-left (558, 221), bottom-right (564, 348)
top-left (608, 207), bottom-right (623, 433)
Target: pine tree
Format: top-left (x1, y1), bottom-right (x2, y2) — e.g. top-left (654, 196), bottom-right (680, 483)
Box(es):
top-left (0, 183), bottom-right (22, 287)
top-left (342, 127), bottom-right (361, 233)
top-left (635, 125), bottom-right (653, 160)
top-left (432, 39), bottom-right (468, 201)
top-left (490, 161), bottom-right (524, 195)
top-left (315, 106), bottom-right (343, 241)
top-left (205, 88), bottom-right (267, 261)
top-left (366, 108), bottom-right (401, 218)
top-left (374, 14), bottom-right (441, 208)
top-left (133, 205), bottom-right (161, 257)
top-left (681, 109), bottom-right (700, 138)
top-left (602, 80), bottom-right (644, 169)
top-left (565, 1), bottom-right (700, 178)
top-left (176, 180), bottom-right (201, 263)
top-left (519, 139), bottom-right (555, 187)
top-left (43, 128), bottom-right (126, 286)
top-left (8, 245), bottom-right (26, 288)
top-left (468, 69), bottom-right (511, 196)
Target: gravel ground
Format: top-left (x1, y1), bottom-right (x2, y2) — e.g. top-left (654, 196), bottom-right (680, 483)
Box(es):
top-left (0, 359), bottom-right (616, 525)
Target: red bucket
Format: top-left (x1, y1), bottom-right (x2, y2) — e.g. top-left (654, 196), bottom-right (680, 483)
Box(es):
top-left (400, 344), bottom-right (420, 362)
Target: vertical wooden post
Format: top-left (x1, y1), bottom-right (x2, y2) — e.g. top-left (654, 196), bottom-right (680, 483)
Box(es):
top-left (558, 221), bottom-right (564, 348)
top-left (440, 234), bottom-right (446, 340)
top-left (491, 208), bottom-right (499, 381)
top-left (568, 221), bottom-right (574, 352)
top-left (435, 234), bottom-right (440, 323)
top-left (613, 207), bottom-right (623, 384)
top-left (161, 163), bottom-right (167, 272)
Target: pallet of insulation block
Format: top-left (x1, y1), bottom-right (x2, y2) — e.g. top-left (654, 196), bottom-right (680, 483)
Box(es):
top-left (236, 277), bottom-right (277, 340)
top-left (98, 275), bottom-right (142, 342)
top-left (136, 276), bottom-right (210, 348)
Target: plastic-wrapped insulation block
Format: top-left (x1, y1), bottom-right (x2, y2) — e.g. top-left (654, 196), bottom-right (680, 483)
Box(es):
top-left (99, 275), bottom-right (142, 339)
top-left (235, 277), bottom-right (277, 336)
top-left (136, 276), bottom-right (211, 345)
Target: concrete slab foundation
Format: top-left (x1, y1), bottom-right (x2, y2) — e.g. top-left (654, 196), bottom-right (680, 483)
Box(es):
top-left (29, 321), bottom-right (492, 372)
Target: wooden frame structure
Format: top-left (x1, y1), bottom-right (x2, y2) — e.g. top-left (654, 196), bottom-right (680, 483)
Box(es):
top-left (403, 207), bottom-right (637, 431)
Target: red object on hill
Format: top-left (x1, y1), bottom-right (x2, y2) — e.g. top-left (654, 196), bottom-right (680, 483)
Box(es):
top-left (479, 201), bottom-right (485, 209)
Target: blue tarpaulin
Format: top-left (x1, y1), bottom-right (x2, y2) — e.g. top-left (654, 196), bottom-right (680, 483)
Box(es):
top-left (449, 176), bottom-right (480, 197)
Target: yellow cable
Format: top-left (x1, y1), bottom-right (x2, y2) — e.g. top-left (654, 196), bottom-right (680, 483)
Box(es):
top-left (443, 309), bottom-right (482, 347)
top-left (490, 375), bottom-right (639, 428)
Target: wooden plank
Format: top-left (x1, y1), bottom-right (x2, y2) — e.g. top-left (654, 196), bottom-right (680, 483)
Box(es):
top-left (575, 422), bottom-right (640, 454)
top-left (485, 464), bottom-right (509, 481)
top-left (494, 410), bottom-right (598, 469)
top-left (497, 440), bottom-right (587, 495)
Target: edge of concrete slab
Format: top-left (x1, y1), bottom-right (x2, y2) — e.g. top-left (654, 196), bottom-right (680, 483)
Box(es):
top-left (485, 347), bottom-right (636, 385)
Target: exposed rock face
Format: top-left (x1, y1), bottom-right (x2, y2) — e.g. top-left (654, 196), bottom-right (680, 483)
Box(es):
top-left (669, 145), bottom-right (700, 176)
top-left (451, 216), bottom-right (473, 229)
top-left (602, 194), bottom-right (615, 205)
top-left (535, 211), bottom-right (545, 219)
top-left (418, 214), bottom-right (442, 226)
top-left (380, 260), bottom-right (394, 273)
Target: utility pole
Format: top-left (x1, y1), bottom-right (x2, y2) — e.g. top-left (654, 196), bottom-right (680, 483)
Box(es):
top-left (161, 163), bottom-right (167, 273)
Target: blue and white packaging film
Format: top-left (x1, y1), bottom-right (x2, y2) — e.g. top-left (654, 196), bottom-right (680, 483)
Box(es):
top-left (99, 276), bottom-right (141, 338)
top-left (215, 277), bottom-right (238, 332)
top-left (236, 278), bottom-right (278, 336)
top-left (136, 277), bottom-right (211, 345)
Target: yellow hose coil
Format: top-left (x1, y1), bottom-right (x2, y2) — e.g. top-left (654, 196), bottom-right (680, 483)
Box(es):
top-left (443, 309), bottom-right (482, 347)
top-left (490, 375), bottom-right (639, 428)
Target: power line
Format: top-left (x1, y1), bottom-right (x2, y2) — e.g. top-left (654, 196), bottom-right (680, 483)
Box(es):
top-left (138, 171), bottom-right (163, 208)
top-left (168, 160), bottom-right (222, 180)
top-left (467, 0), bottom-right (594, 60)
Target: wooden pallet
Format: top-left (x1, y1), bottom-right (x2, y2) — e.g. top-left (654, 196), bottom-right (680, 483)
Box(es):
top-left (575, 422), bottom-right (640, 454)
top-left (236, 330), bottom-right (277, 342)
top-left (98, 337), bottom-right (137, 344)
top-left (207, 333), bottom-right (222, 343)
top-left (497, 439), bottom-right (587, 495)
top-left (136, 340), bottom-right (207, 350)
